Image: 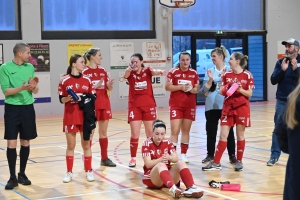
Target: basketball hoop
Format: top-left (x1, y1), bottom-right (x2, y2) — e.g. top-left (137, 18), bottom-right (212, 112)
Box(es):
top-left (175, 1), bottom-right (193, 14)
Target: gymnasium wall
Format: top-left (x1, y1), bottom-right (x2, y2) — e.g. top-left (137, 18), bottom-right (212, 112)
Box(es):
top-left (1, 0), bottom-right (300, 116)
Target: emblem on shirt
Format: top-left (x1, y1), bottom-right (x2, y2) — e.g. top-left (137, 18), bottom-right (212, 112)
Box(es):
top-left (94, 73), bottom-right (98, 77)
top-left (183, 74), bottom-right (186, 78)
top-left (157, 149), bottom-right (161, 155)
top-left (76, 84), bottom-right (80, 89)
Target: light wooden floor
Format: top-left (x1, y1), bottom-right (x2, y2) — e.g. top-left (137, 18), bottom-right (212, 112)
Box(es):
top-left (0, 102), bottom-right (286, 200)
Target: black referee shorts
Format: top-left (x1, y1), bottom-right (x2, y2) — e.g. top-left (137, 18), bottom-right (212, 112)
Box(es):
top-left (4, 103), bottom-right (38, 140)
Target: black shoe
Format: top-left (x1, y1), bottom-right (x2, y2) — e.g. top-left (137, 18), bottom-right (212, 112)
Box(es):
top-left (202, 155), bottom-right (214, 163)
top-left (18, 173), bottom-right (31, 185)
top-left (5, 177), bottom-right (18, 190)
top-left (101, 158), bottom-right (117, 167)
top-left (229, 155), bottom-right (237, 164)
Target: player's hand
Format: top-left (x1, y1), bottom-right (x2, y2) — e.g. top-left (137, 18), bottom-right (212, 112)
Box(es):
top-left (237, 82), bottom-right (243, 92)
top-left (161, 153), bottom-right (169, 163)
top-left (281, 58), bottom-right (289, 71)
top-left (28, 77), bottom-right (38, 90)
top-left (159, 70), bottom-right (166, 76)
top-left (207, 69), bottom-right (213, 80)
top-left (21, 81), bottom-right (31, 91)
top-left (291, 58), bottom-right (298, 70)
top-left (94, 78), bottom-right (104, 89)
top-left (107, 79), bottom-right (115, 87)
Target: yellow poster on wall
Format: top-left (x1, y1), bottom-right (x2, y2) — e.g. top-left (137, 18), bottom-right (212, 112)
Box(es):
top-left (67, 43), bottom-right (93, 65)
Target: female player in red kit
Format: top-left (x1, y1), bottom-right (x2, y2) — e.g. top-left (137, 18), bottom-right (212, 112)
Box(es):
top-left (123, 53), bottom-right (166, 167)
top-left (58, 54), bottom-right (96, 182)
top-left (165, 51), bottom-right (200, 163)
top-left (202, 52), bottom-right (254, 171)
top-left (141, 120), bottom-right (203, 199)
top-left (82, 48), bottom-right (116, 167)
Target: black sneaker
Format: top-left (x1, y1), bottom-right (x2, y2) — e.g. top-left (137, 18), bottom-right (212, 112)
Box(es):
top-left (5, 177), bottom-right (18, 190)
top-left (267, 157), bottom-right (278, 166)
top-left (101, 158), bottom-right (117, 167)
top-left (229, 155), bottom-right (237, 164)
top-left (18, 173), bottom-right (31, 185)
top-left (202, 155), bottom-right (214, 163)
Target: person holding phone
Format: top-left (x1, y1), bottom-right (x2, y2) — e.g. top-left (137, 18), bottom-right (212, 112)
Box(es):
top-left (123, 53), bottom-right (166, 167)
top-left (267, 38), bottom-right (300, 166)
top-left (202, 52), bottom-right (254, 171)
top-left (201, 46), bottom-right (236, 164)
top-left (82, 48), bottom-right (116, 167)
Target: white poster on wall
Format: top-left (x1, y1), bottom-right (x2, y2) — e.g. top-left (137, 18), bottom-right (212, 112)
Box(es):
top-left (142, 42), bottom-right (166, 68)
top-left (118, 71), bottom-right (166, 100)
top-left (110, 42), bottom-right (134, 69)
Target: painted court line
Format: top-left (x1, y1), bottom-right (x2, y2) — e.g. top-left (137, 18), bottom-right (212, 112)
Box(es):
top-left (37, 186), bottom-right (146, 200)
top-left (0, 182), bottom-right (31, 200)
top-left (58, 146), bottom-right (236, 200)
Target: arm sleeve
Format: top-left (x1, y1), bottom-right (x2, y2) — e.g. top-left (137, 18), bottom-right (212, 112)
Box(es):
top-left (270, 60), bottom-right (285, 85)
top-left (59, 95), bottom-right (64, 104)
top-left (0, 66), bottom-right (9, 94)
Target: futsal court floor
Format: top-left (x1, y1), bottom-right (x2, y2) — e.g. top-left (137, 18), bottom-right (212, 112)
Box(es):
top-left (0, 101), bottom-right (285, 199)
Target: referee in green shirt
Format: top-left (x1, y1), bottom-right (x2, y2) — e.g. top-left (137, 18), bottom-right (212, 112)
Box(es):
top-left (0, 43), bottom-right (39, 190)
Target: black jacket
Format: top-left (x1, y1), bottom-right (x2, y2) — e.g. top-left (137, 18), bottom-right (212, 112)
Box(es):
top-left (275, 96), bottom-right (300, 200)
top-left (78, 94), bottom-right (97, 141)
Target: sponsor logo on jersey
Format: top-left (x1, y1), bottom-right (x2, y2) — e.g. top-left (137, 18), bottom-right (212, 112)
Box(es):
top-left (175, 74), bottom-right (181, 78)
top-left (241, 79), bottom-right (247, 84)
top-left (82, 85), bottom-right (89, 90)
top-left (188, 75), bottom-right (195, 78)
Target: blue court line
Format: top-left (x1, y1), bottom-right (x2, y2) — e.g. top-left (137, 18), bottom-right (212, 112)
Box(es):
top-left (0, 182), bottom-right (31, 199)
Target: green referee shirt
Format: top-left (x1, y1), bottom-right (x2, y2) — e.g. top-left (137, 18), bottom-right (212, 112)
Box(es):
top-left (0, 61), bottom-right (35, 105)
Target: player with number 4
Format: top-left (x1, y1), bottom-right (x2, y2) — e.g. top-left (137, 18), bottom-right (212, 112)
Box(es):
top-left (165, 51), bottom-right (200, 163)
top-left (123, 53), bottom-right (166, 168)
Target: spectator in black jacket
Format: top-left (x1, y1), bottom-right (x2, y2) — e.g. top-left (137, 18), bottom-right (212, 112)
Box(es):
top-left (275, 82), bottom-right (300, 200)
top-left (268, 38), bottom-right (300, 166)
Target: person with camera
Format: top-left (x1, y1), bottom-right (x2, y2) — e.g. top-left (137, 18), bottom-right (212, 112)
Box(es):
top-left (267, 38), bottom-right (300, 166)
top-left (202, 52), bottom-right (254, 172)
top-left (201, 46), bottom-right (236, 164)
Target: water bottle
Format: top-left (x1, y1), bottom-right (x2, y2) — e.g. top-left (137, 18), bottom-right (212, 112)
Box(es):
top-left (220, 183), bottom-right (241, 191)
top-left (67, 88), bottom-right (79, 102)
top-left (226, 82), bottom-right (239, 96)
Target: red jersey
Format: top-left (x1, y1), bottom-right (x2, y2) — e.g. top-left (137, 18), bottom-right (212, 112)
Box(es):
top-left (222, 69), bottom-right (254, 115)
top-left (127, 67), bottom-right (156, 108)
top-left (58, 74), bottom-right (95, 126)
top-left (82, 66), bottom-right (111, 110)
top-left (167, 67), bottom-right (199, 107)
top-left (141, 138), bottom-right (176, 174)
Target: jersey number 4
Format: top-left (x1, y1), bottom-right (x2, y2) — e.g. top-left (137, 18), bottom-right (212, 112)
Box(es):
top-left (129, 111), bottom-right (134, 119)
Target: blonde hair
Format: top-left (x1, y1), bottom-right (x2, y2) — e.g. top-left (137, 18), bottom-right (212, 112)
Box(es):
top-left (211, 45), bottom-right (228, 61)
top-left (285, 83), bottom-right (300, 129)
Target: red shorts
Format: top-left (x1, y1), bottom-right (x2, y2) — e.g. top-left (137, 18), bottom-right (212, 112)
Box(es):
top-left (128, 107), bottom-right (157, 122)
top-left (96, 109), bottom-right (112, 121)
top-left (142, 170), bottom-right (180, 189)
top-left (169, 106), bottom-right (195, 121)
top-left (220, 115), bottom-right (251, 127)
top-left (63, 125), bottom-right (83, 133)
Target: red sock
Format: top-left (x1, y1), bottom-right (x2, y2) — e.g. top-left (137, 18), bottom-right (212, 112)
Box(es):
top-left (237, 140), bottom-right (245, 161)
top-left (179, 168), bottom-right (194, 188)
top-left (214, 141), bottom-right (227, 164)
top-left (84, 156), bottom-right (92, 172)
top-left (159, 170), bottom-right (174, 188)
top-left (90, 140), bottom-right (92, 147)
top-left (130, 137), bottom-right (139, 157)
top-left (66, 156), bottom-right (74, 172)
top-left (180, 143), bottom-right (189, 154)
top-left (99, 138), bottom-right (108, 160)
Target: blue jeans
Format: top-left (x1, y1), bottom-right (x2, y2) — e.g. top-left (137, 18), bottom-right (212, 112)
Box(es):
top-left (270, 99), bottom-right (286, 159)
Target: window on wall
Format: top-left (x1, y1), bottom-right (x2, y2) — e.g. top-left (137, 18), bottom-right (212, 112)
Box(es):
top-left (0, 0), bottom-right (21, 39)
top-left (41, 0), bottom-right (155, 39)
top-left (173, 0), bottom-right (263, 31)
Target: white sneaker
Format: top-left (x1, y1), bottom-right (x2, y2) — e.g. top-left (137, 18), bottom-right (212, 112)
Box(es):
top-left (169, 185), bottom-right (182, 198)
top-left (183, 185), bottom-right (204, 198)
top-left (63, 172), bottom-right (73, 183)
top-left (86, 170), bottom-right (95, 182)
top-left (181, 154), bottom-right (189, 163)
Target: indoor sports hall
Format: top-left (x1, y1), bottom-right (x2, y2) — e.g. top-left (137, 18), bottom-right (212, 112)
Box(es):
top-left (0, 0), bottom-right (299, 199)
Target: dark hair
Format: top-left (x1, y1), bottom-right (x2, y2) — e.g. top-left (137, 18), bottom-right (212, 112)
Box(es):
top-left (84, 48), bottom-right (101, 61)
top-left (13, 43), bottom-right (30, 55)
top-left (152, 119), bottom-right (166, 131)
top-left (232, 52), bottom-right (248, 69)
top-left (176, 51), bottom-right (191, 67)
top-left (66, 54), bottom-right (82, 74)
top-left (211, 45), bottom-right (228, 61)
top-left (131, 53), bottom-right (145, 68)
